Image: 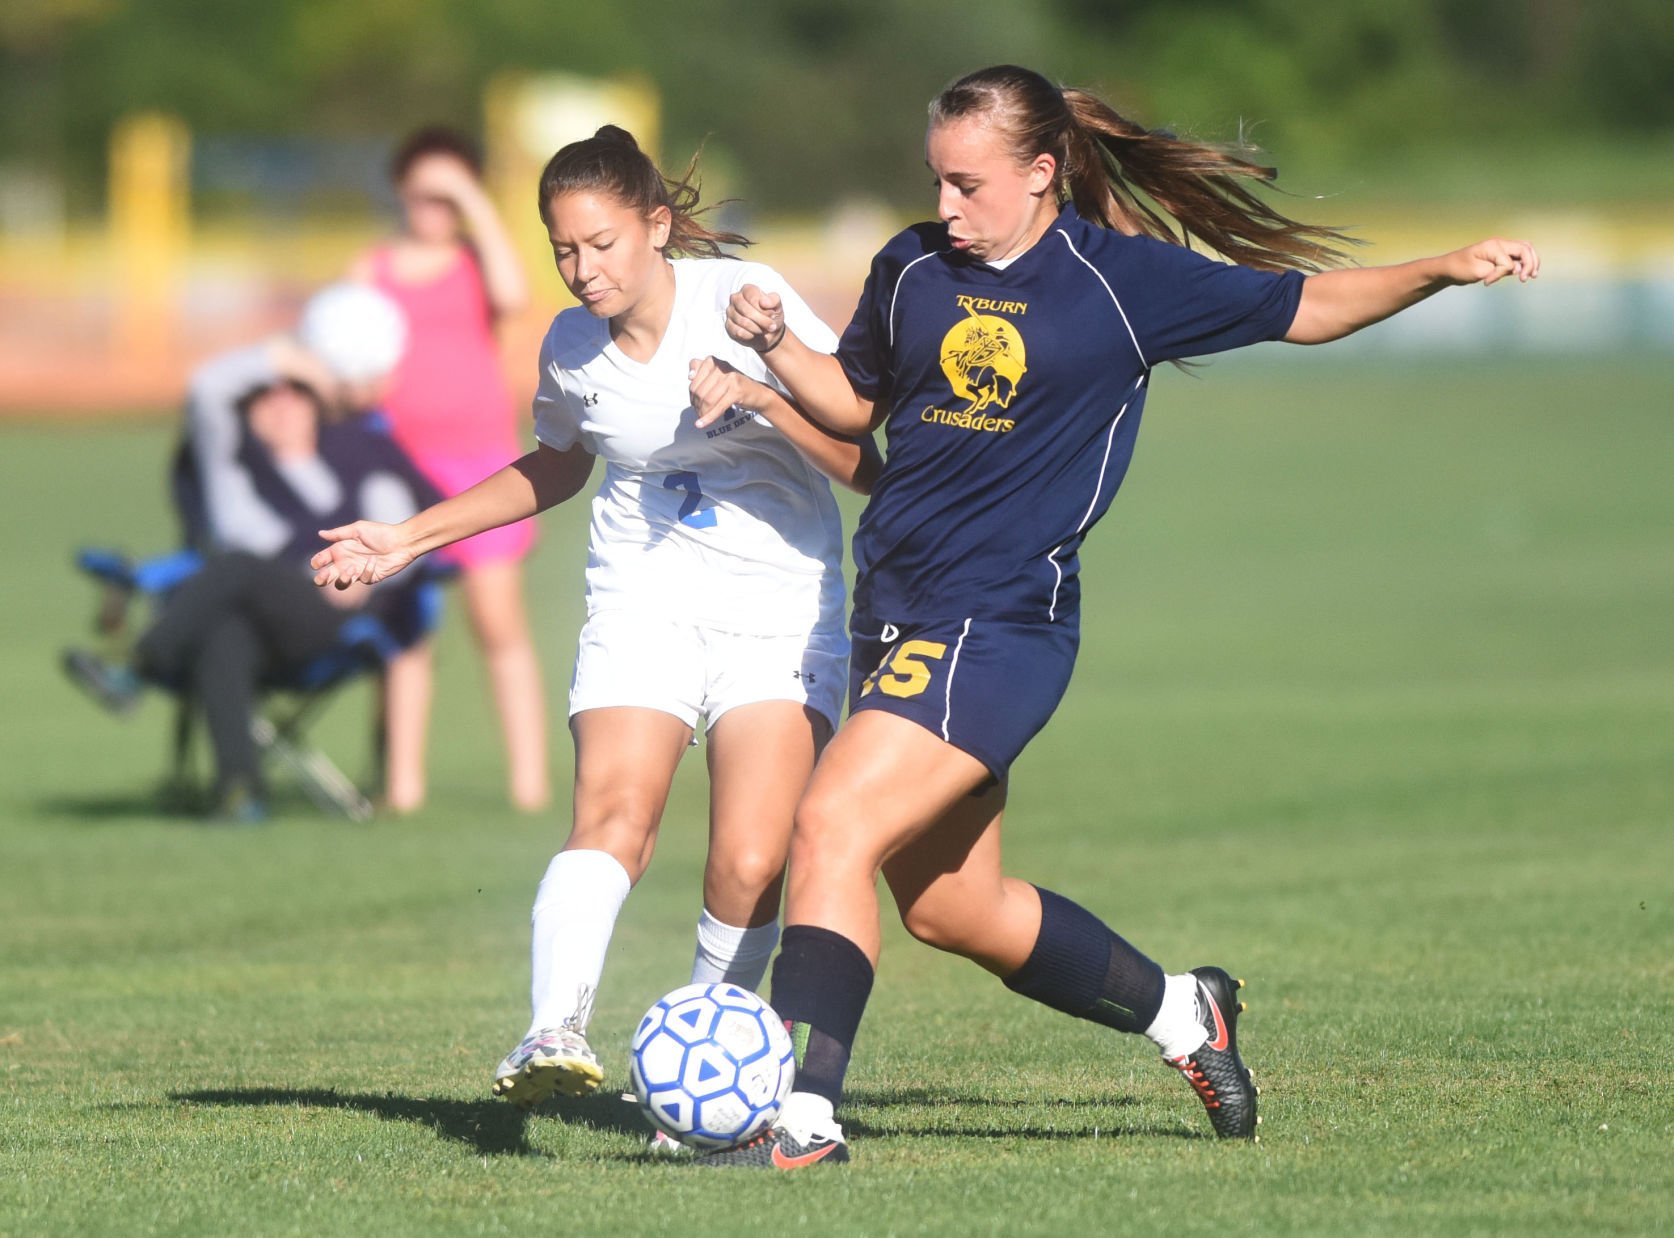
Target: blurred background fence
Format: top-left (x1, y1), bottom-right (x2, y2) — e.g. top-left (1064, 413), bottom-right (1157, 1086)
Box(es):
top-left (2, 0), bottom-right (1671, 413)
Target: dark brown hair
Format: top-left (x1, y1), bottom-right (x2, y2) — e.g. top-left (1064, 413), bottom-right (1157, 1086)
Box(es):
top-left (234, 377), bottom-right (323, 420)
top-left (390, 125), bottom-right (483, 183)
top-left (930, 65), bottom-right (1351, 273)
top-left (536, 125), bottom-right (749, 259)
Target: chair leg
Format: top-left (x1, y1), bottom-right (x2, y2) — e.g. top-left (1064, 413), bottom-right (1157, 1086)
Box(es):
top-left (251, 710), bottom-right (374, 823)
top-left (95, 581), bottom-right (134, 639)
top-left (159, 697), bottom-right (203, 812)
top-left (369, 669), bottom-right (390, 800)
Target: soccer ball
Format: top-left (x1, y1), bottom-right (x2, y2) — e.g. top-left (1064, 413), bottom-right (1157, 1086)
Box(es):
top-left (629, 982), bottom-right (796, 1150)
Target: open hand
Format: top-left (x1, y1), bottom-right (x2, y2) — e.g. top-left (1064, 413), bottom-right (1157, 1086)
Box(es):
top-left (311, 520), bottom-right (417, 590)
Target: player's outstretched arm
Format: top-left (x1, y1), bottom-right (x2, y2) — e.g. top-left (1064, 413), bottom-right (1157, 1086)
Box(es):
top-left (726, 285), bottom-right (876, 435)
top-left (311, 443), bottom-right (594, 590)
top-left (1285, 238), bottom-right (1540, 345)
top-left (688, 357), bottom-right (882, 494)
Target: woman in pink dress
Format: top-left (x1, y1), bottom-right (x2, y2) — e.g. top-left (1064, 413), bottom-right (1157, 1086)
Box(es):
top-left (353, 126), bottom-right (549, 812)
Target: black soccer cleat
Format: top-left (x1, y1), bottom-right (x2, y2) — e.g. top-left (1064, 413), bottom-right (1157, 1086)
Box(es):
top-left (1164, 966), bottom-right (1259, 1140)
top-left (696, 1122), bottom-right (850, 1170)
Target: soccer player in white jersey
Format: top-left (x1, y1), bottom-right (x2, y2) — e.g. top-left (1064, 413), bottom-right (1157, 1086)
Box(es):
top-left (311, 126), bottom-right (879, 1120)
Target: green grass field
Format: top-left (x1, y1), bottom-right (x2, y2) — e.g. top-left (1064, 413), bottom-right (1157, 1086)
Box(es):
top-left (3, 354), bottom-right (1672, 1235)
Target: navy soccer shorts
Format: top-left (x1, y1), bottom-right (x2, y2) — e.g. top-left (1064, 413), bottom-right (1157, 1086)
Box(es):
top-left (847, 613), bottom-right (1079, 780)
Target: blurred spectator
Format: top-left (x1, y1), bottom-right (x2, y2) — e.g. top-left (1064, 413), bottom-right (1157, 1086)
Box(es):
top-left (64, 285), bottom-right (441, 822)
top-left (350, 125), bottom-right (550, 813)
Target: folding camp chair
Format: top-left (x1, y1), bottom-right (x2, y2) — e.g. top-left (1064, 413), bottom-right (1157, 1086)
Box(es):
top-left (71, 547), bottom-right (445, 821)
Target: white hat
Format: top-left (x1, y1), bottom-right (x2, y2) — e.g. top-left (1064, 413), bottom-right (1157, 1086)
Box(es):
top-left (297, 283), bottom-right (408, 383)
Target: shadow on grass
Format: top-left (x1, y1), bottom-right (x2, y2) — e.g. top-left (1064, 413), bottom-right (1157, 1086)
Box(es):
top-left (838, 1086), bottom-right (1207, 1142)
top-left (173, 1085), bottom-right (1205, 1156)
top-left (35, 791), bottom-right (200, 823)
top-left (36, 785), bottom-right (338, 826)
top-left (173, 1087), bottom-right (648, 1156)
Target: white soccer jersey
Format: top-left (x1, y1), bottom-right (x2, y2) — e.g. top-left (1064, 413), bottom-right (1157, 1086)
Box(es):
top-left (533, 258), bottom-right (846, 636)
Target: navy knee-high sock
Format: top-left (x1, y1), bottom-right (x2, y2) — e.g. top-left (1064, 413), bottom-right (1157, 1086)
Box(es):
top-left (769, 925), bottom-right (874, 1106)
top-left (1002, 886), bottom-right (1165, 1033)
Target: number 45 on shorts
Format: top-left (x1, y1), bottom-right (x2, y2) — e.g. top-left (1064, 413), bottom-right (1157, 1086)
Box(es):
top-left (859, 639), bottom-right (948, 700)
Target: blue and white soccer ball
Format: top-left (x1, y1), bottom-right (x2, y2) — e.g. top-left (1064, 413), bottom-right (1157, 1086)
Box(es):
top-left (629, 982), bottom-right (796, 1150)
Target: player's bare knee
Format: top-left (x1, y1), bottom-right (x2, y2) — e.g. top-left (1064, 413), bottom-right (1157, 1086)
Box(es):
top-left (565, 803), bottom-right (658, 880)
top-left (705, 845), bottom-right (785, 903)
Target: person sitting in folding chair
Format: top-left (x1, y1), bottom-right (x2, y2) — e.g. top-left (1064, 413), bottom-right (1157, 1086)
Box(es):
top-left (65, 285), bottom-right (441, 823)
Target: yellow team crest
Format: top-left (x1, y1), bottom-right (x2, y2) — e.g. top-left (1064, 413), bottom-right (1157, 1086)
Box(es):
top-left (939, 306), bottom-right (1027, 414)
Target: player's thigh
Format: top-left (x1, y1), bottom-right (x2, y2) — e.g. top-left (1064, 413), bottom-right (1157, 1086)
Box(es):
top-left (704, 699), bottom-right (829, 889)
top-left (702, 624), bottom-right (843, 850)
top-left (794, 709), bottom-right (993, 873)
top-left (881, 779), bottom-right (1008, 924)
top-left (569, 706), bottom-right (693, 878)
top-left (881, 787), bottom-right (1043, 972)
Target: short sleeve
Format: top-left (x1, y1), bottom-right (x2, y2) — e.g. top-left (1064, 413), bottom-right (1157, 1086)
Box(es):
top-left (1118, 237), bottom-right (1305, 365)
top-left (531, 325), bottom-right (580, 451)
top-left (835, 253), bottom-right (893, 403)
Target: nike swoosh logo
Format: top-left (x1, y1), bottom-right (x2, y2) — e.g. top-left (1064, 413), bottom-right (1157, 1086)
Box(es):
top-left (881, 623), bottom-right (900, 643)
top-left (1204, 989), bottom-right (1230, 1052)
top-left (772, 1141), bottom-right (840, 1169)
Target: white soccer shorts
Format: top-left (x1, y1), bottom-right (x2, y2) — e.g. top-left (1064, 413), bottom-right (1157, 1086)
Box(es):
top-left (568, 610), bottom-right (848, 733)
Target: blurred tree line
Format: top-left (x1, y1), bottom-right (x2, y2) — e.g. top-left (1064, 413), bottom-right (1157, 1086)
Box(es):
top-left (4, 0), bottom-right (1671, 217)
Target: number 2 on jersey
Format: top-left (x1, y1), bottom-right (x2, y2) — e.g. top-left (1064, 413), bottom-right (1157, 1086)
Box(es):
top-left (663, 470), bottom-right (717, 529)
top-left (860, 639), bottom-right (948, 699)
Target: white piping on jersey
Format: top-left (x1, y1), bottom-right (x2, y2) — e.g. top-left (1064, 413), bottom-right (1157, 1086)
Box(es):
top-left (941, 617), bottom-right (973, 742)
top-left (1046, 378), bottom-right (1143, 622)
top-left (888, 251), bottom-right (947, 347)
top-left (1054, 228), bottom-right (1148, 370)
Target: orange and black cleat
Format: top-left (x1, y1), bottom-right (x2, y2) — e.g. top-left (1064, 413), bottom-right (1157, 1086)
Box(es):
top-left (697, 1121), bottom-right (850, 1169)
top-left (1165, 966), bottom-right (1259, 1139)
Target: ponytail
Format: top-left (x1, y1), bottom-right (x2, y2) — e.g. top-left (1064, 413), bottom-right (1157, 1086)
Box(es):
top-left (932, 66), bottom-right (1352, 273)
top-left (536, 125), bottom-right (750, 259)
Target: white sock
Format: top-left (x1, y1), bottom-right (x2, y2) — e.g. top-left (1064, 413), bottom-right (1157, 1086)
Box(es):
top-left (527, 849), bottom-right (632, 1036)
top-left (689, 910), bottom-right (780, 989)
top-left (779, 1090), bottom-right (838, 1138)
top-left (1144, 972), bottom-right (1208, 1060)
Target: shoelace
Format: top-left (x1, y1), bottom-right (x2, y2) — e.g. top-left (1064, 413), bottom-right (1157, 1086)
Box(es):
top-left (1169, 1055), bottom-right (1221, 1109)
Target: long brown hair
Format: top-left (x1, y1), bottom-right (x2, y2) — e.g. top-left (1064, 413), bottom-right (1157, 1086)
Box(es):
top-left (536, 125), bottom-right (749, 259)
top-left (930, 65), bottom-right (1351, 273)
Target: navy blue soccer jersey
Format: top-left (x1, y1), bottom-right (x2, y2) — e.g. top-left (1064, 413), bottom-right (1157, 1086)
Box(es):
top-left (838, 201), bottom-right (1304, 625)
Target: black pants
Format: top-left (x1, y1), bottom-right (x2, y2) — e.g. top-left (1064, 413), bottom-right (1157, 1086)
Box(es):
top-left (135, 552), bottom-right (350, 798)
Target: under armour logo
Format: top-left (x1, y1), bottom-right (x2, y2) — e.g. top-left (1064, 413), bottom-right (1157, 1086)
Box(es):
top-left (792, 670), bottom-right (818, 685)
top-left (581, 392), bottom-right (600, 407)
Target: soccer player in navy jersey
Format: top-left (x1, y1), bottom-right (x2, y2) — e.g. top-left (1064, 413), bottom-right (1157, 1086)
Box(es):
top-left (689, 64), bottom-right (1539, 1168)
